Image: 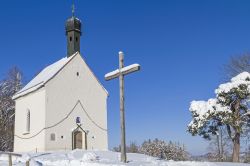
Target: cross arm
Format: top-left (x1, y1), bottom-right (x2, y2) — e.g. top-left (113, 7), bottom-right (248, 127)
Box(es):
top-left (105, 64), bottom-right (140, 81)
top-left (105, 69), bottom-right (120, 81)
top-left (121, 64), bottom-right (140, 76)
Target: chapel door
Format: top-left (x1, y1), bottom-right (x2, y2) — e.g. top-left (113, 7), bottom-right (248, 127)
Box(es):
top-left (73, 131), bottom-right (82, 149)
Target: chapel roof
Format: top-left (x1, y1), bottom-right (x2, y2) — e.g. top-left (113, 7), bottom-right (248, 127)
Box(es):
top-left (13, 53), bottom-right (77, 99)
top-left (13, 52), bottom-right (107, 100)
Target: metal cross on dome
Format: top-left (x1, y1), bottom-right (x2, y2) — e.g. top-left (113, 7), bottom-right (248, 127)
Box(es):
top-left (105, 51), bottom-right (141, 163)
top-left (72, 0), bottom-right (75, 17)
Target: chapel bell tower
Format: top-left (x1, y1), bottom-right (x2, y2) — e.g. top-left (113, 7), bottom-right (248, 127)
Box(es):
top-left (65, 4), bottom-right (82, 57)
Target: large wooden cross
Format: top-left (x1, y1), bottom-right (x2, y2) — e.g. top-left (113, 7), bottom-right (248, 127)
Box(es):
top-left (105, 51), bottom-right (140, 163)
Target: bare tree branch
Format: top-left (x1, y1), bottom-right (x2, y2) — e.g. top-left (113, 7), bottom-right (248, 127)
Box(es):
top-left (224, 54), bottom-right (250, 81)
top-left (0, 66), bottom-right (23, 152)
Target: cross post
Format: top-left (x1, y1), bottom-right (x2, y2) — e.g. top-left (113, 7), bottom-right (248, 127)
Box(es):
top-left (105, 51), bottom-right (140, 163)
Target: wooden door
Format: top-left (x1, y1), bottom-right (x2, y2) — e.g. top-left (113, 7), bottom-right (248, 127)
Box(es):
top-left (73, 131), bottom-right (82, 149)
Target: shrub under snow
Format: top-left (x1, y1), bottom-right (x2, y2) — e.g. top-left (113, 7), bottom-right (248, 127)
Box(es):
top-left (139, 139), bottom-right (189, 161)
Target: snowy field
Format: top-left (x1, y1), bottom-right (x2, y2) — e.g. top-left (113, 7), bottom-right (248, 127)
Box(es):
top-left (0, 150), bottom-right (248, 166)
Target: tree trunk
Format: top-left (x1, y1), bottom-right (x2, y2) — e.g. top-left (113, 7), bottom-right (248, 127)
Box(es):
top-left (232, 132), bottom-right (240, 162)
top-left (219, 127), bottom-right (224, 161)
top-left (216, 134), bottom-right (221, 161)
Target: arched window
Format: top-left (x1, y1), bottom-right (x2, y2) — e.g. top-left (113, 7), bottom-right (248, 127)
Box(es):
top-left (26, 109), bottom-right (30, 133)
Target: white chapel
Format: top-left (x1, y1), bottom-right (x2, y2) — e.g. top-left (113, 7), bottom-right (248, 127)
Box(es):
top-left (12, 12), bottom-right (108, 152)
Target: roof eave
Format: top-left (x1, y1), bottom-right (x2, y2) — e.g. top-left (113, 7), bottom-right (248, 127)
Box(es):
top-left (79, 53), bottom-right (109, 96)
top-left (12, 84), bottom-right (45, 100)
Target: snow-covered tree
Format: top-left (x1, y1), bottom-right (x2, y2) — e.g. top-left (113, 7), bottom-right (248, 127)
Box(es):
top-left (127, 142), bottom-right (139, 153)
top-left (0, 67), bottom-right (23, 151)
top-left (188, 72), bottom-right (250, 162)
top-left (139, 139), bottom-right (189, 161)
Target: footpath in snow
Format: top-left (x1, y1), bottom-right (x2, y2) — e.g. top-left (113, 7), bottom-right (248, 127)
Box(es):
top-left (0, 150), bottom-right (248, 166)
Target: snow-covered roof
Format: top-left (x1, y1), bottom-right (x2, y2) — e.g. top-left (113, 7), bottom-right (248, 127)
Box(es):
top-left (13, 52), bottom-right (78, 99)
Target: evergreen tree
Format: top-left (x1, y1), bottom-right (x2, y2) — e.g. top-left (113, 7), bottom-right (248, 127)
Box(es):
top-left (188, 72), bottom-right (250, 162)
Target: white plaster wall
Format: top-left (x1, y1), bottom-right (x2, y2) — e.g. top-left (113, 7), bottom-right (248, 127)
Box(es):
top-left (14, 88), bottom-right (46, 152)
top-left (44, 53), bottom-right (108, 151)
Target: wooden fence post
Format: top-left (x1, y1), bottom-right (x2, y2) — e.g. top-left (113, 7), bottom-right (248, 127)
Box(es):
top-left (26, 160), bottom-right (30, 166)
top-left (8, 154), bottom-right (12, 166)
top-left (0, 151), bottom-right (22, 166)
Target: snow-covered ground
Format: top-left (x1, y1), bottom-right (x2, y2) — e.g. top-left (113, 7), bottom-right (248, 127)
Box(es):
top-left (0, 150), bottom-right (248, 166)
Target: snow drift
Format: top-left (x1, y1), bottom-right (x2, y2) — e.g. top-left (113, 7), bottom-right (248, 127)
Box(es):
top-left (0, 150), bottom-right (249, 166)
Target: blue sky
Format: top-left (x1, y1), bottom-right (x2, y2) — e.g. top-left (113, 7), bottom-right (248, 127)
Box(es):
top-left (1, 0), bottom-right (250, 155)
